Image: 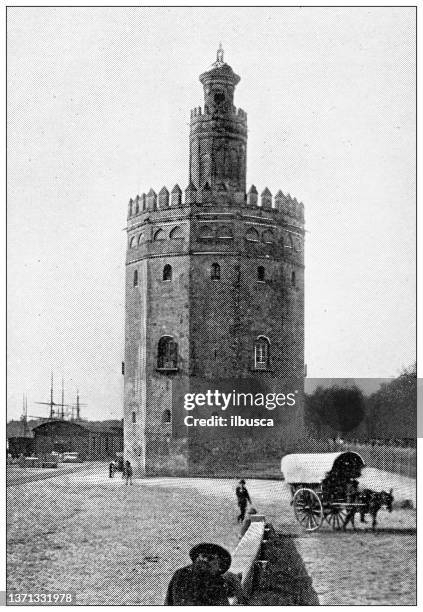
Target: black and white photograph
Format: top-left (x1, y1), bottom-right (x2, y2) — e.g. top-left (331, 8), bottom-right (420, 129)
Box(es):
top-left (6, 6), bottom-right (417, 606)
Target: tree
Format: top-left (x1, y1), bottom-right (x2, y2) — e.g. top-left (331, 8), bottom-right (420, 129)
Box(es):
top-left (367, 363), bottom-right (416, 440)
top-left (305, 385), bottom-right (365, 435)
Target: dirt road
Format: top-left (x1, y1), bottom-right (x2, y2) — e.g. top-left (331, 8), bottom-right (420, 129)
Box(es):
top-left (7, 465), bottom-right (416, 605)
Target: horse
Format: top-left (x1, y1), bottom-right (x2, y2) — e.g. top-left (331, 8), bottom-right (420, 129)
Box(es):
top-left (343, 488), bottom-right (394, 531)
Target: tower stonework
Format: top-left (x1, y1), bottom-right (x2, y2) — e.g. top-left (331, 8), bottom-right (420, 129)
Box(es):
top-left (124, 48), bottom-right (305, 476)
top-left (190, 45), bottom-right (247, 192)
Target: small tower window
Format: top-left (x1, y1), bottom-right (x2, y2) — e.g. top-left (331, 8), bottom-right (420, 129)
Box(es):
top-left (162, 409), bottom-right (172, 424)
top-left (163, 264), bottom-right (172, 281)
top-left (129, 236), bottom-right (136, 249)
top-left (291, 271), bottom-right (296, 287)
top-left (257, 266), bottom-right (265, 282)
top-left (132, 411), bottom-right (136, 423)
top-left (214, 91), bottom-right (225, 104)
top-left (262, 229), bottom-right (274, 244)
top-left (199, 225), bottom-right (214, 239)
top-left (217, 225), bottom-right (233, 240)
top-left (157, 336), bottom-right (178, 370)
top-left (133, 269), bottom-right (138, 287)
top-left (254, 336), bottom-right (270, 369)
top-left (211, 263), bottom-right (221, 280)
top-left (246, 227), bottom-right (260, 242)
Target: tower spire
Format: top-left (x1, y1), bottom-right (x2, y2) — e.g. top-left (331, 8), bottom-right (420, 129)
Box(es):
top-left (191, 49), bottom-right (246, 192)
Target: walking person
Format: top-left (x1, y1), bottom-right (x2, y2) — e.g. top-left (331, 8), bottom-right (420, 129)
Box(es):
top-left (109, 460), bottom-right (115, 478)
top-left (235, 479), bottom-right (251, 523)
top-left (125, 460), bottom-right (133, 485)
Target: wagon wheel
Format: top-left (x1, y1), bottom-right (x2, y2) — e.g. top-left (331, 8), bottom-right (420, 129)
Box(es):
top-left (325, 506), bottom-right (349, 530)
top-left (293, 488), bottom-right (323, 532)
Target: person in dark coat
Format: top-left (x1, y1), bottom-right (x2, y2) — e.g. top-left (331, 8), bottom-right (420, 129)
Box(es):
top-left (124, 460), bottom-right (133, 485)
top-left (165, 543), bottom-right (232, 606)
top-left (235, 479), bottom-right (251, 523)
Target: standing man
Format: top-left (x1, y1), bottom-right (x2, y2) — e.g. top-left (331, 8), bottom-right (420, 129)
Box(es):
top-left (124, 460), bottom-right (133, 485)
top-left (165, 543), bottom-right (234, 605)
top-left (109, 460), bottom-right (115, 478)
top-left (235, 479), bottom-right (251, 523)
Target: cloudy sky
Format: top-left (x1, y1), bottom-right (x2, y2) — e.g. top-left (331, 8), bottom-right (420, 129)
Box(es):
top-left (7, 7), bottom-right (415, 421)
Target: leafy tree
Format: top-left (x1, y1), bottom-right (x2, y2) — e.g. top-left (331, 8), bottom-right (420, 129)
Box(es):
top-left (305, 385), bottom-right (365, 435)
top-left (367, 363), bottom-right (416, 439)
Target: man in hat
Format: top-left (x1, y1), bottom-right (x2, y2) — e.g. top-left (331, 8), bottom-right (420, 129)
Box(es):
top-left (165, 543), bottom-right (233, 605)
top-left (235, 479), bottom-right (251, 523)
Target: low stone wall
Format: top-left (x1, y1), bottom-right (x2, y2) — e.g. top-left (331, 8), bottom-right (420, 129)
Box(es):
top-left (229, 515), bottom-right (266, 602)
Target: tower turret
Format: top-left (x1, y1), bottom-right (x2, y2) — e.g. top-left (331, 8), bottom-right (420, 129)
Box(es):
top-left (189, 45), bottom-right (247, 194)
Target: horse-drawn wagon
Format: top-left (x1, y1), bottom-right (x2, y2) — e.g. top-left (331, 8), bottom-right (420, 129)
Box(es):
top-left (281, 451), bottom-right (368, 532)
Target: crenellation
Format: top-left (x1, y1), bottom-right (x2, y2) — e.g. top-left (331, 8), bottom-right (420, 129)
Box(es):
top-left (127, 184), bottom-right (304, 221)
top-left (261, 187), bottom-right (272, 210)
top-left (146, 188), bottom-right (157, 211)
top-left (171, 184), bottom-right (182, 208)
top-left (189, 105), bottom-right (248, 126)
top-left (158, 186), bottom-right (170, 209)
top-left (185, 181), bottom-right (197, 205)
top-left (247, 185), bottom-right (258, 207)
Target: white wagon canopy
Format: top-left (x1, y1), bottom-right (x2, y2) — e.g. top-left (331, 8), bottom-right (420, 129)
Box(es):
top-left (281, 451), bottom-right (365, 485)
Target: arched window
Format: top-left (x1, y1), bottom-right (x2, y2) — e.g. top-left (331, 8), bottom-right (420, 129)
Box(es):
top-left (254, 336), bottom-right (270, 369)
top-left (129, 236), bottom-right (136, 249)
top-left (211, 263), bottom-right (221, 280)
top-left (262, 229), bottom-right (274, 244)
top-left (163, 264), bottom-right (172, 281)
top-left (162, 409), bottom-right (172, 424)
top-left (138, 233), bottom-right (144, 246)
top-left (133, 269), bottom-right (138, 287)
top-left (246, 227), bottom-right (260, 242)
top-left (291, 271), bottom-right (296, 287)
top-left (153, 228), bottom-right (165, 241)
top-left (169, 226), bottom-right (184, 239)
top-left (217, 225), bottom-right (233, 240)
top-left (199, 225), bottom-right (214, 239)
top-left (257, 266), bottom-right (265, 282)
top-left (157, 336), bottom-right (178, 370)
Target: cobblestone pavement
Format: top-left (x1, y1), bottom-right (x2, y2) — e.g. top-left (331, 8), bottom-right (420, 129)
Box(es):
top-left (7, 465), bottom-right (416, 605)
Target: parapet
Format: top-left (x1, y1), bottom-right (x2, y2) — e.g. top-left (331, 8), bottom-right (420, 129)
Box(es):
top-left (127, 183), bottom-right (305, 223)
top-left (190, 105), bottom-right (247, 123)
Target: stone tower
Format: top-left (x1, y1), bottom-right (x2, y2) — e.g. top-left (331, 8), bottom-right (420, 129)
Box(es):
top-left (124, 47), bottom-right (305, 476)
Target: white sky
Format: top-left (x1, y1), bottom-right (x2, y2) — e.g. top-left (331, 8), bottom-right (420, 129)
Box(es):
top-left (7, 7), bottom-right (416, 421)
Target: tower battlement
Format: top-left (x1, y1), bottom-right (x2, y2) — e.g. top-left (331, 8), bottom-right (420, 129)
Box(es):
top-left (127, 185), bottom-right (305, 223)
top-left (190, 105), bottom-right (247, 122)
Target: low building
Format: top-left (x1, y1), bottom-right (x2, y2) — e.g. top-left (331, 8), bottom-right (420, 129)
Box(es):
top-left (32, 420), bottom-right (123, 460)
top-left (8, 436), bottom-right (35, 458)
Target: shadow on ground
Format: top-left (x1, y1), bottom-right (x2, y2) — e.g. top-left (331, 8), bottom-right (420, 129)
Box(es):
top-left (249, 533), bottom-right (319, 605)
